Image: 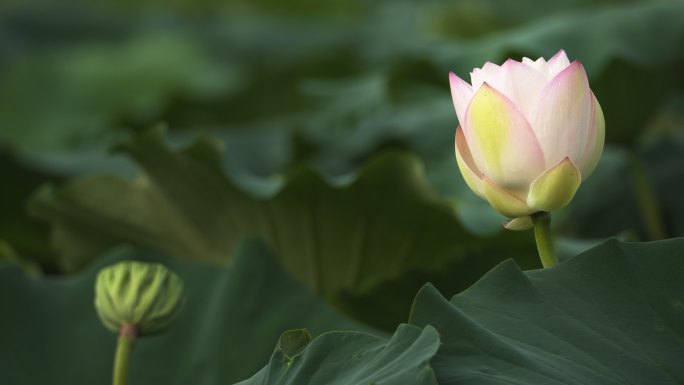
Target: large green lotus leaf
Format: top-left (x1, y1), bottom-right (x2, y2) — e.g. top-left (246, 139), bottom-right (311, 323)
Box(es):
top-left (236, 324), bottom-right (439, 385)
top-left (29, 128), bottom-right (538, 329)
top-left (0, 239), bottom-right (373, 385)
top-left (409, 238), bottom-right (684, 384)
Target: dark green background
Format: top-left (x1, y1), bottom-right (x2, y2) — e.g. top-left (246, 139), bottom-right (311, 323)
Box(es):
top-left (1, 0), bottom-right (683, 383)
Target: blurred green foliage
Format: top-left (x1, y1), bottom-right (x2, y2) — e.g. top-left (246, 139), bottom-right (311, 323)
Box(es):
top-left (27, 127), bottom-right (540, 330)
top-left (2, 0), bottom-right (682, 250)
top-left (1, 0), bottom-right (684, 383)
top-left (0, 240), bottom-right (375, 385)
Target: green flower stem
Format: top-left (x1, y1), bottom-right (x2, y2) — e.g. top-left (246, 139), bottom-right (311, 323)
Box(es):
top-left (531, 212), bottom-right (558, 269)
top-left (628, 150), bottom-right (666, 240)
top-left (113, 323), bottom-right (137, 385)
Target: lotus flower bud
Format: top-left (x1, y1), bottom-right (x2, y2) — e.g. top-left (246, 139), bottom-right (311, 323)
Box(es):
top-left (450, 50), bottom-right (604, 230)
top-left (95, 261), bottom-right (184, 336)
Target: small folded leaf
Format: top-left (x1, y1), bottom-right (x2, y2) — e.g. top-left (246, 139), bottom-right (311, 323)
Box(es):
top-left (236, 324), bottom-right (440, 385)
top-left (276, 329), bottom-right (312, 359)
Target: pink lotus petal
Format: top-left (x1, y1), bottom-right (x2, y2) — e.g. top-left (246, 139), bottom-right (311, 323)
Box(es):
top-left (470, 69), bottom-right (489, 91)
top-left (522, 57), bottom-right (548, 75)
top-left (576, 93), bottom-right (605, 179)
top-left (470, 62), bottom-right (500, 91)
top-left (463, 83), bottom-right (546, 191)
top-left (449, 72), bottom-right (473, 127)
top-left (547, 50), bottom-right (571, 79)
top-left (491, 59), bottom-right (548, 117)
top-left (481, 62), bottom-right (501, 75)
top-left (455, 126), bottom-right (485, 199)
top-left (530, 61), bottom-right (593, 168)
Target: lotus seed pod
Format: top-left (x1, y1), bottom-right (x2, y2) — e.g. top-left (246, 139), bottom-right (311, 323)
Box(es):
top-left (95, 261), bottom-right (184, 336)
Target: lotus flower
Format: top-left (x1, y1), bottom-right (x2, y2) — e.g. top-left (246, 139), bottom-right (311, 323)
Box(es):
top-left (450, 50), bottom-right (604, 230)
